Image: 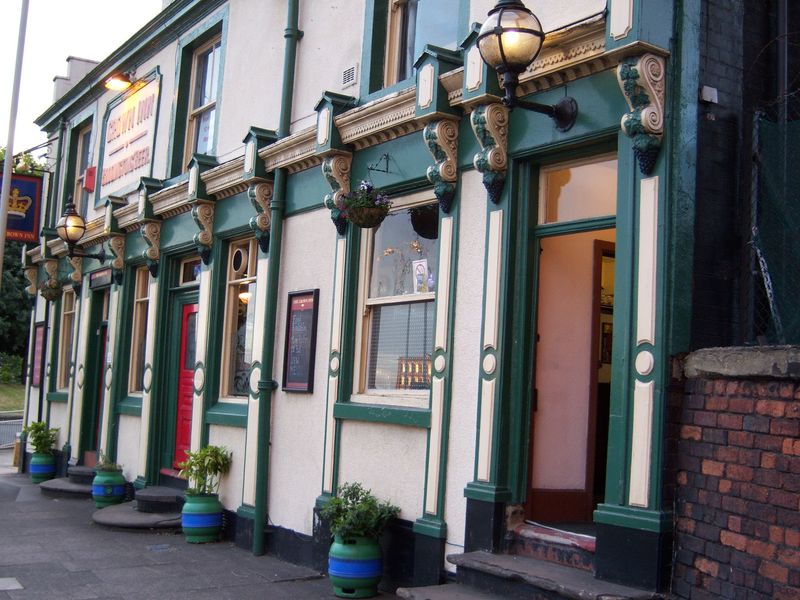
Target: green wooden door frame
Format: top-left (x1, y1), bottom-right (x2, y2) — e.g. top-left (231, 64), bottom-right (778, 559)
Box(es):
top-left (78, 287), bottom-right (110, 463)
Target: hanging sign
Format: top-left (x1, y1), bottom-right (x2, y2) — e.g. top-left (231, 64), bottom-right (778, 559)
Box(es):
top-left (282, 289), bottom-right (320, 393)
top-left (1, 173), bottom-right (42, 242)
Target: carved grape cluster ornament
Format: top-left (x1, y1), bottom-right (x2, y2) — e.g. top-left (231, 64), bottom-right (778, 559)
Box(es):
top-left (617, 54), bottom-right (665, 175)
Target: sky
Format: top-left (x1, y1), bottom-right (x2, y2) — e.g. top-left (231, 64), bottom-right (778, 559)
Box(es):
top-left (0, 0), bottom-right (164, 161)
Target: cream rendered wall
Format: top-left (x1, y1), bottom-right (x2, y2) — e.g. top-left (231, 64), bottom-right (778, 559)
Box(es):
top-left (292, 2), bottom-right (365, 130)
top-left (215, 1), bottom-right (285, 157)
top-left (117, 415), bottom-right (141, 481)
top-left (49, 403), bottom-right (69, 449)
top-left (443, 169), bottom-right (485, 563)
top-left (267, 208), bottom-right (335, 535)
top-left (469, 0), bottom-right (606, 32)
top-left (339, 421), bottom-right (427, 520)
top-left (208, 424), bottom-right (246, 510)
top-left (24, 298), bottom-right (48, 423)
top-left (532, 228), bottom-right (615, 489)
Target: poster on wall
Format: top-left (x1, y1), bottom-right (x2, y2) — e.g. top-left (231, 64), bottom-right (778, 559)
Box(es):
top-left (282, 289), bottom-right (319, 393)
top-left (31, 322), bottom-right (45, 388)
top-left (1, 173), bottom-right (42, 243)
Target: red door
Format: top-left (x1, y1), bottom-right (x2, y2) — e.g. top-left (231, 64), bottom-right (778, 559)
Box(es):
top-left (173, 303), bottom-right (198, 468)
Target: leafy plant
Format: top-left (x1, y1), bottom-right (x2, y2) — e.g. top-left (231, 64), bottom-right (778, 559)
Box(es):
top-left (338, 180), bottom-right (392, 212)
top-left (320, 482), bottom-right (399, 540)
top-left (94, 451), bottom-right (121, 472)
top-left (22, 421), bottom-right (58, 454)
top-left (0, 353), bottom-right (23, 384)
top-left (178, 445), bottom-right (232, 495)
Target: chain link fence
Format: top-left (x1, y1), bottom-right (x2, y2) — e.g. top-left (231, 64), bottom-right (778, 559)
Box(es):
top-left (745, 91), bottom-right (800, 344)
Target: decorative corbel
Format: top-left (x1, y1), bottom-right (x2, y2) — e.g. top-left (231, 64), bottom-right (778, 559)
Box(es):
top-left (617, 53), bottom-right (665, 175)
top-left (424, 119), bottom-right (459, 213)
top-left (24, 266), bottom-right (38, 296)
top-left (141, 221), bottom-right (161, 278)
top-left (108, 234), bottom-right (126, 284)
top-left (322, 154), bottom-right (352, 236)
top-left (68, 257), bottom-right (83, 288)
top-left (40, 259), bottom-right (62, 302)
top-left (471, 103), bottom-right (509, 204)
top-left (191, 202), bottom-right (215, 265)
top-left (248, 181), bottom-right (273, 253)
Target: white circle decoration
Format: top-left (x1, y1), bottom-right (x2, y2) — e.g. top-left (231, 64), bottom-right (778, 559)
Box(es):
top-left (434, 355), bottom-right (446, 373)
top-left (330, 356), bottom-right (340, 372)
top-left (635, 351), bottom-right (655, 376)
top-left (194, 367), bottom-right (205, 392)
top-left (250, 366), bottom-right (261, 395)
top-left (482, 354), bottom-right (497, 375)
top-left (142, 366), bottom-right (153, 391)
top-left (105, 365), bottom-right (113, 390)
top-left (76, 365), bottom-right (85, 388)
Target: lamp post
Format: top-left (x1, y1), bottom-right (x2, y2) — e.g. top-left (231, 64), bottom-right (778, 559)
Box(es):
top-left (477, 0), bottom-right (578, 132)
top-left (55, 198), bottom-right (106, 262)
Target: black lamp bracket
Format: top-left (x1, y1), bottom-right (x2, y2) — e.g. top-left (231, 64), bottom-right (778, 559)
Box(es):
top-left (67, 245), bottom-right (106, 264)
top-left (500, 72), bottom-right (578, 132)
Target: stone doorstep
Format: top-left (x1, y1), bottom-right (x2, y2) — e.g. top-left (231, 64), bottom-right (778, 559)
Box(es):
top-left (67, 465), bottom-right (95, 485)
top-left (397, 583), bottom-right (499, 600)
top-left (134, 485), bottom-right (185, 514)
top-left (92, 500), bottom-right (182, 530)
top-left (509, 522), bottom-right (595, 572)
top-left (39, 477), bottom-right (92, 499)
top-left (448, 552), bottom-right (666, 600)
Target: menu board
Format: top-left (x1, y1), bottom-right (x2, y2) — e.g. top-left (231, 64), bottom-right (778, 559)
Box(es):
top-left (32, 323), bottom-right (45, 388)
top-left (282, 289), bottom-right (319, 393)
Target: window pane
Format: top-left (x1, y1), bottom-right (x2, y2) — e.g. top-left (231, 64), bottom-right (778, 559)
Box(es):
top-left (413, 0), bottom-right (459, 63)
top-left (194, 107), bottom-right (215, 155)
top-left (184, 311), bottom-right (197, 370)
top-left (367, 301), bottom-right (433, 390)
top-left (193, 42), bottom-right (220, 109)
top-left (181, 258), bottom-right (202, 284)
top-left (540, 157), bottom-right (618, 224)
top-left (133, 309), bottom-right (148, 391)
top-left (227, 282), bottom-right (256, 396)
top-left (370, 204), bottom-right (439, 298)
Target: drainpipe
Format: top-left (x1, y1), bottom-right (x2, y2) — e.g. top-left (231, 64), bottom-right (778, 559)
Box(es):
top-left (252, 0), bottom-right (302, 557)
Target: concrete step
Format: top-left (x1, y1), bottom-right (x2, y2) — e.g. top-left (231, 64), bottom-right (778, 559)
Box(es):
top-left (67, 465), bottom-right (95, 485)
top-left (135, 486), bottom-right (184, 514)
top-left (397, 583), bottom-right (500, 600)
top-left (448, 552), bottom-right (665, 600)
top-left (92, 500), bottom-right (182, 531)
top-left (508, 522), bottom-right (595, 572)
top-left (39, 477), bottom-right (92, 499)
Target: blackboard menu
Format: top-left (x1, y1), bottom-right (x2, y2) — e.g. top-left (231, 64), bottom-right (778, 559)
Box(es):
top-left (282, 289), bottom-right (319, 392)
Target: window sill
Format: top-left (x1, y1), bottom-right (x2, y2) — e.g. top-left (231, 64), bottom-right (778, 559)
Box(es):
top-left (46, 391), bottom-right (68, 404)
top-left (350, 392), bottom-right (428, 410)
top-left (117, 395), bottom-right (143, 416)
top-left (205, 401), bottom-right (248, 428)
top-left (333, 401), bottom-right (430, 428)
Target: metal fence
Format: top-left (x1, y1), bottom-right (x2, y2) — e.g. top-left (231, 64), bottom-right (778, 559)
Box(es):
top-left (0, 416), bottom-right (22, 449)
top-left (745, 93), bottom-right (800, 345)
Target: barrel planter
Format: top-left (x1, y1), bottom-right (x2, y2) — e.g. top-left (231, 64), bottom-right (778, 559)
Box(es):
top-left (29, 452), bottom-right (56, 483)
top-left (181, 493), bottom-right (223, 543)
top-left (328, 535), bottom-right (383, 599)
top-left (92, 469), bottom-right (127, 508)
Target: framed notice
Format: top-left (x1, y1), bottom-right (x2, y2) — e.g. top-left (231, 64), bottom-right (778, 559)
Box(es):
top-left (282, 289), bottom-right (319, 393)
top-left (32, 322), bottom-right (45, 388)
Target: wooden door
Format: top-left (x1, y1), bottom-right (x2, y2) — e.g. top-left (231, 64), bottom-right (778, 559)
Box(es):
top-left (173, 302), bottom-right (198, 468)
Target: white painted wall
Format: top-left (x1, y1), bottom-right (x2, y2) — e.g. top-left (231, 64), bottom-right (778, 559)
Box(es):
top-left (470, 0), bottom-right (606, 32)
top-left (267, 208), bottom-right (336, 535)
top-left (116, 415), bottom-right (141, 480)
top-left (49, 402), bottom-right (69, 449)
top-left (338, 421), bottom-right (427, 520)
top-left (443, 170), bottom-right (485, 563)
top-left (208, 424), bottom-right (247, 510)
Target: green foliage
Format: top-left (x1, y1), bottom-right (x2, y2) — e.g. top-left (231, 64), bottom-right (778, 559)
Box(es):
top-left (94, 451), bottom-right (121, 472)
top-left (338, 180), bottom-right (392, 211)
top-left (320, 482), bottom-right (400, 540)
top-left (0, 353), bottom-right (23, 384)
top-left (0, 242), bottom-right (33, 356)
top-left (22, 421), bottom-right (58, 454)
top-left (0, 147), bottom-right (46, 175)
top-left (178, 445), bottom-right (232, 495)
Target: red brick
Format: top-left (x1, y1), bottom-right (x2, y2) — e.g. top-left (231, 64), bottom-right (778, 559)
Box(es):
top-left (702, 460), bottom-right (725, 477)
top-left (787, 403), bottom-right (800, 419)
top-left (727, 464), bottom-right (754, 481)
top-left (762, 453), bottom-right (778, 469)
top-left (677, 518), bottom-right (695, 534)
top-left (729, 431), bottom-right (755, 447)
top-left (714, 380), bottom-right (727, 394)
top-left (783, 438), bottom-right (800, 455)
top-left (770, 489), bottom-right (800, 509)
top-left (677, 471), bottom-right (688, 486)
top-left (785, 529), bottom-right (800, 547)
top-left (774, 586), bottom-right (800, 600)
top-left (772, 420), bottom-right (800, 436)
top-left (780, 383), bottom-right (796, 399)
top-left (760, 560), bottom-right (790, 584)
top-left (680, 425), bottom-right (702, 441)
top-left (720, 530), bottom-right (748, 551)
top-left (769, 525), bottom-right (784, 544)
top-left (719, 479), bottom-right (732, 493)
top-left (729, 396), bottom-right (755, 413)
top-left (758, 400), bottom-right (786, 417)
top-left (728, 515), bottom-right (742, 532)
top-left (747, 539), bottom-right (776, 559)
top-left (755, 434), bottom-right (785, 451)
top-left (694, 410), bottom-right (718, 427)
top-left (778, 548), bottom-right (800, 569)
top-left (706, 396), bottom-right (729, 410)
top-left (741, 483), bottom-right (770, 502)
top-left (714, 446), bottom-right (739, 462)
top-left (695, 556), bottom-right (719, 577)
top-left (718, 413), bottom-right (744, 429)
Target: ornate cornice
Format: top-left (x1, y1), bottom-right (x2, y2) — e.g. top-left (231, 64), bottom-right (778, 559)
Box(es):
top-left (618, 53), bottom-right (665, 174)
top-left (113, 203), bottom-right (142, 232)
top-left (141, 221), bottom-right (161, 277)
top-left (201, 156), bottom-right (248, 199)
top-left (259, 126), bottom-right (320, 174)
top-left (191, 202), bottom-right (215, 264)
top-left (24, 266), bottom-right (38, 296)
top-left (471, 103), bottom-right (509, 204)
top-left (150, 180), bottom-right (191, 219)
top-left (248, 181), bottom-right (273, 252)
top-left (322, 154), bottom-right (352, 236)
top-left (108, 234), bottom-right (125, 273)
top-left (68, 257), bottom-right (83, 286)
top-left (80, 216), bottom-right (110, 249)
top-left (334, 87), bottom-right (422, 150)
top-left (424, 119), bottom-right (459, 213)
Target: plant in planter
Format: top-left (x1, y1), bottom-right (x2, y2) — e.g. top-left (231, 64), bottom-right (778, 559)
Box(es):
top-left (338, 181), bottom-right (392, 229)
top-left (177, 445), bottom-right (232, 543)
top-left (38, 279), bottom-right (62, 302)
top-left (21, 421), bottom-right (59, 483)
top-left (91, 452), bottom-right (127, 508)
top-left (320, 482), bottom-right (400, 599)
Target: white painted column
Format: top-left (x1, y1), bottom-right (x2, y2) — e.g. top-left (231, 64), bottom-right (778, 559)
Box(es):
top-left (137, 274), bottom-right (161, 481)
top-left (70, 284), bottom-right (91, 461)
top-left (190, 265), bottom-right (213, 453)
top-left (98, 286), bottom-right (120, 453)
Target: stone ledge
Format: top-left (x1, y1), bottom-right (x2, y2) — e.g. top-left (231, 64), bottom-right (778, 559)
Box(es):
top-left (684, 345), bottom-right (800, 380)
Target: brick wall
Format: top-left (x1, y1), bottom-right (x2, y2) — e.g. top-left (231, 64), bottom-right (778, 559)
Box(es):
top-left (674, 348), bottom-right (800, 599)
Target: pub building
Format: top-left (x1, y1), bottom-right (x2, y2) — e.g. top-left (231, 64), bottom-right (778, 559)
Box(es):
top-left (20, 0), bottom-right (788, 597)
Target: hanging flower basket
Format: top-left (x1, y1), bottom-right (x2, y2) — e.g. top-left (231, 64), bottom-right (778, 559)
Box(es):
top-left (338, 181), bottom-right (392, 229)
top-left (38, 280), bottom-right (62, 302)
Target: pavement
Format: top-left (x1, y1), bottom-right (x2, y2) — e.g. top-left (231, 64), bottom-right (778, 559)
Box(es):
top-left (0, 448), bottom-right (398, 600)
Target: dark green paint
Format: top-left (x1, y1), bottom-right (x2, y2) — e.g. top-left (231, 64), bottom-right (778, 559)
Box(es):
top-left (46, 392), bottom-right (68, 404)
top-left (160, 211), bottom-right (198, 250)
top-left (78, 288), bottom-right (109, 461)
top-left (213, 192), bottom-right (256, 234)
top-left (412, 515), bottom-right (447, 539)
top-left (351, 134), bottom-right (435, 192)
top-left (285, 167), bottom-right (329, 215)
top-left (332, 402), bottom-right (431, 428)
top-left (205, 402), bottom-right (247, 427)
top-left (117, 396), bottom-right (143, 416)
